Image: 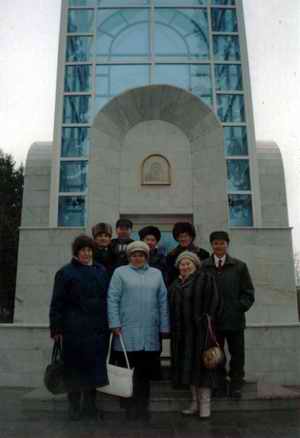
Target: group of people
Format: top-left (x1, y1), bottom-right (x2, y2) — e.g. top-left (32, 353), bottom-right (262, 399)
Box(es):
top-left (49, 219), bottom-right (255, 422)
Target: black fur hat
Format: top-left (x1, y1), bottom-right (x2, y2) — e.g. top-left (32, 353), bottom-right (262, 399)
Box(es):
top-left (116, 218), bottom-right (133, 229)
top-left (209, 231), bottom-right (230, 243)
top-left (172, 222), bottom-right (196, 241)
top-left (139, 226), bottom-right (161, 242)
top-left (72, 234), bottom-right (96, 256)
top-left (92, 223), bottom-right (113, 238)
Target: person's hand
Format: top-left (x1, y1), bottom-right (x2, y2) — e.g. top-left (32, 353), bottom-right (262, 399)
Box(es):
top-left (112, 327), bottom-right (122, 336)
top-left (160, 332), bottom-right (170, 339)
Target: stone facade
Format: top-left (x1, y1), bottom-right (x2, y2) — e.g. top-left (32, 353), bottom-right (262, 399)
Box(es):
top-left (5, 84), bottom-right (298, 387)
top-left (0, 325), bottom-right (299, 387)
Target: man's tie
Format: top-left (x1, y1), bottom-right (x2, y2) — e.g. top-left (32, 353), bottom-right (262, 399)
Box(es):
top-left (217, 258), bottom-right (223, 273)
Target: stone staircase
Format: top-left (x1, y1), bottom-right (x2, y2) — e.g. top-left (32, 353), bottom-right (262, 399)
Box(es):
top-left (22, 380), bottom-right (300, 414)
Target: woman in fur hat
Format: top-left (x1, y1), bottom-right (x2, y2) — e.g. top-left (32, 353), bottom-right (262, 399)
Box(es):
top-left (138, 226), bottom-right (166, 276)
top-left (92, 222), bottom-right (115, 278)
top-left (108, 241), bottom-right (170, 420)
top-left (166, 222), bottom-right (209, 285)
top-left (49, 235), bottom-right (109, 421)
top-left (169, 251), bottom-right (221, 419)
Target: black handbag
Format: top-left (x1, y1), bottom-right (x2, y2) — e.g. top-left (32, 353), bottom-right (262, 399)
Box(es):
top-left (44, 339), bottom-right (66, 394)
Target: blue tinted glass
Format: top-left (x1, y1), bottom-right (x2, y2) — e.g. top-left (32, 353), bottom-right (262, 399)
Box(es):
top-left (68, 9), bottom-right (95, 33)
top-left (212, 0), bottom-right (235, 4)
top-left (224, 126), bottom-right (248, 156)
top-left (217, 94), bottom-right (245, 122)
top-left (66, 36), bottom-right (94, 61)
top-left (60, 161), bottom-right (88, 192)
top-left (98, 0), bottom-right (148, 4)
top-left (61, 128), bottom-right (90, 157)
top-left (213, 35), bottom-right (240, 61)
top-left (227, 159), bottom-right (251, 191)
top-left (215, 64), bottom-right (242, 90)
top-left (69, 0), bottom-right (95, 5)
top-left (191, 64), bottom-right (212, 104)
top-left (95, 96), bottom-right (110, 112)
top-left (228, 194), bottom-right (253, 227)
top-left (58, 196), bottom-right (86, 227)
top-left (154, 64), bottom-right (212, 105)
top-left (65, 65), bottom-right (92, 92)
top-left (211, 8), bottom-right (237, 32)
top-left (63, 95), bottom-right (92, 124)
top-left (159, 232), bottom-right (178, 254)
top-left (95, 64), bottom-right (149, 103)
top-left (155, 9), bottom-right (209, 59)
top-left (96, 9), bottom-right (149, 59)
top-left (154, 64), bottom-right (189, 89)
top-left (155, 0), bottom-right (207, 5)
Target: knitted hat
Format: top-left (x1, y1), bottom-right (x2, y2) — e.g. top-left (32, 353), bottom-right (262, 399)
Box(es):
top-left (175, 251), bottom-right (201, 269)
top-left (139, 226), bottom-right (161, 242)
top-left (209, 231), bottom-right (230, 244)
top-left (92, 222), bottom-right (113, 238)
top-left (116, 218), bottom-right (133, 229)
top-left (127, 241), bottom-right (150, 258)
top-left (172, 222), bottom-right (196, 241)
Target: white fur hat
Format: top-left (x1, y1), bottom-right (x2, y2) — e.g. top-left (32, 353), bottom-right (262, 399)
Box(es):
top-left (127, 241), bottom-right (150, 257)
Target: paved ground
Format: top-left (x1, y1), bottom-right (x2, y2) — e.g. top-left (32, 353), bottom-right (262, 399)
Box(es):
top-left (1, 388), bottom-right (300, 438)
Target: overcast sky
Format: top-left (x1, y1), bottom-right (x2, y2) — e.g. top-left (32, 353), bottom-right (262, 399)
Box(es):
top-left (0, 0), bottom-right (299, 250)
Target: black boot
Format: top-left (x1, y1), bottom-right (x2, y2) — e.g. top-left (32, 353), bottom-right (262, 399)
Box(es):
top-left (125, 398), bottom-right (138, 421)
top-left (68, 392), bottom-right (81, 421)
top-left (82, 389), bottom-right (103, 420)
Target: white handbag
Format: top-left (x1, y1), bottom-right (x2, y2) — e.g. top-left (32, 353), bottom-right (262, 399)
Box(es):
top-left (97, 333), bottom-right (134, 398)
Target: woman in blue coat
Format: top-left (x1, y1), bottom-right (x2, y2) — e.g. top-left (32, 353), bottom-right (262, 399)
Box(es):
top-left (49, 235), bottom-right (109, 421)
top-left (108, 241), bottom-right (170, 420)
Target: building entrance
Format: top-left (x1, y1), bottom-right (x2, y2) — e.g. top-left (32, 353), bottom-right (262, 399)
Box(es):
top-left (122, 214), bottom-right (193, 255)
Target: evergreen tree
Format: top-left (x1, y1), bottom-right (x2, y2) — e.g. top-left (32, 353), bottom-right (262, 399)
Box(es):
top-left (0, 150), bottom-right (24, 322)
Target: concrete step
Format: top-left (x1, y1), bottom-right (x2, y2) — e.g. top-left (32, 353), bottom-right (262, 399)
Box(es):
top-left (22, 381), bottom-right (300, 413)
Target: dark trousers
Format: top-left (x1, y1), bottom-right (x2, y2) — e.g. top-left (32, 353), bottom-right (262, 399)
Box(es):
top-left (67, 389), bottom-right (97, 412)
top-left (114, 350), bottom-right (159, 413)
top-left (216, 330), bottom-right (245, 389)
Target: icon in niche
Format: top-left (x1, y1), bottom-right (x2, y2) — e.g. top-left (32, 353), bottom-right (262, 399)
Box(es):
top-left (142, 154), bottom-right (171, 185)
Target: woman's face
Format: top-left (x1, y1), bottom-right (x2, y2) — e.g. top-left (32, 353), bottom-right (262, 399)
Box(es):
top-left (130, 251), bottom-right (147, 268)
top-left (95, 233), bottom-right (112, 248)
top-left (179, 258), bottom-right (196, 278)
top-left (178, 232), bottom-right (193, 248)
top-left (78, 246), bottom-right (93, 265)
top-left (143, 235), bottom-right (157, 251)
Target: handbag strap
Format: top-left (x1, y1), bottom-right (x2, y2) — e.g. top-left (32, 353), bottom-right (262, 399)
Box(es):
top-left (203, 313), bottom-right (218, 348)
top-left (107, 332), bottom-right (131, 370)
top-left (52, 339), bottom-right (63, 363)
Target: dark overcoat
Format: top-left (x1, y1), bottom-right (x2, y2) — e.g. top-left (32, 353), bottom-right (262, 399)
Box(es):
top-left (49, 258), bottom-right (109, 390)
top-left (202, 255), bottom-right (255, 331)
top-left (166, 244), bottom-right (209, 286)
top-left (169, 270), bottom-right (221, 388)
top-left (111, 238), bottom-right (134, 270)
top-left (94, 245), bottom-right (115, 278)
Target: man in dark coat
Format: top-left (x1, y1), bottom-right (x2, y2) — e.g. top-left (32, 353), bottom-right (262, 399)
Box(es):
top-left (202, 231), bottom-right (255, 399)
top-left (138, 225), bottom-right (166, 275)
top-left (166, 222), bottom-right (209, 286)
top-left (111, 218), bottom-right (134, 270)
top-left (49, 235), bottom-right (109, 421)
top-left (92, 222), bottom-right (115, 278)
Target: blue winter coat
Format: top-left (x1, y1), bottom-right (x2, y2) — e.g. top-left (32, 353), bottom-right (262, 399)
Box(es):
top-left (108, 264), bottom-right (170, 352)
top-left (49, 258), bottom-right (109, 389)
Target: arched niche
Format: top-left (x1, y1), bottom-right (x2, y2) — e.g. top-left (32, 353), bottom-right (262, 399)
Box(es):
top-left (88, 84), bottom-right (228, 244)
